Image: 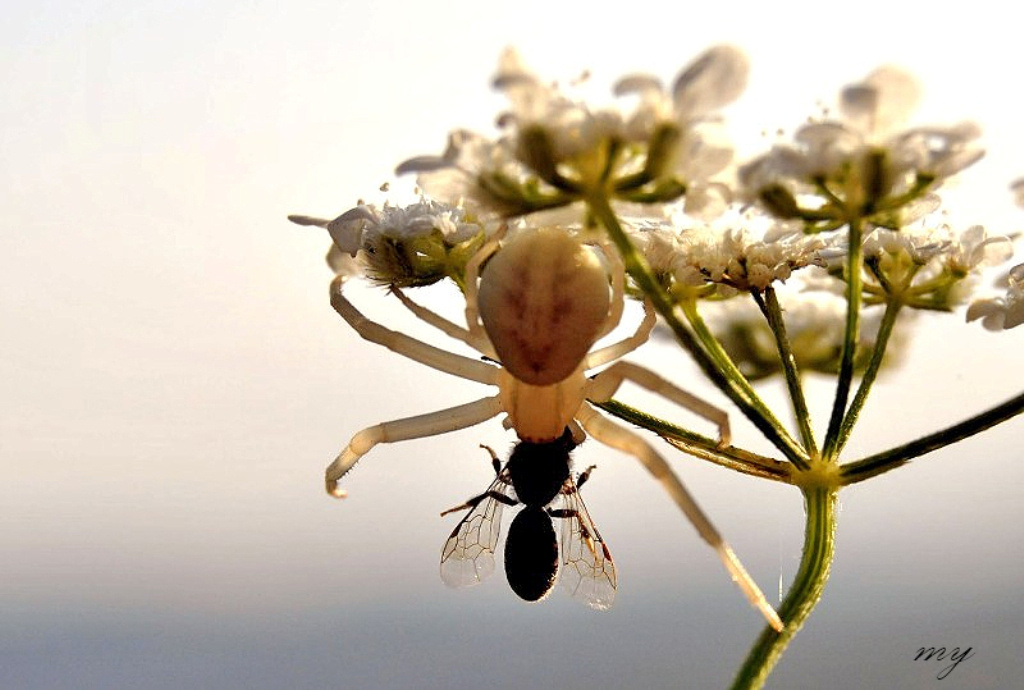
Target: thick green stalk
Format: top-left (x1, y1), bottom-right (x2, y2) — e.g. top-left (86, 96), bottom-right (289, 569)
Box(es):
top-left (730, 486), bottom-right (838, 689)
top-left (841, 390), bottom-right (1024, 484)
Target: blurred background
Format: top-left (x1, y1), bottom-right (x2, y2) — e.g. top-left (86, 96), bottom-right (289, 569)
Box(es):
top-left (3, 1), bottom-right (1023, 688)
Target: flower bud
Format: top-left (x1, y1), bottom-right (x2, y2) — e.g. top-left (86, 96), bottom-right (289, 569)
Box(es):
top-left (759, 184), bottom-right (801, 219)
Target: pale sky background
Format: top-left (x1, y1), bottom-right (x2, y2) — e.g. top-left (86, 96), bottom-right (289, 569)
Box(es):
top-left (3, 1), bottom-right (1023, 688)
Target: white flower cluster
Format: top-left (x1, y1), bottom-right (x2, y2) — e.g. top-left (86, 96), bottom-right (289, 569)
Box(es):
top-left (323, 200), bottom-right (483, 256)
top-left (632, 217), bottom-right (826, 294)
top-left (398, 46), bottom-right (749, 220)
top-left (740, 66), bottom-right (983, 225)
top-left (861, 223), bottom-right (1011, 274)
top-left (816, 220), bottom-right (1013, 310)
top-left (289, 200), bottom-right (487, 287)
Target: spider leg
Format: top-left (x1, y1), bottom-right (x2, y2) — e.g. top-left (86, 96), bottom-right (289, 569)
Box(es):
top-left (585, 360), bottom-right (731, 448)
top-left (326, 396), bottom-right (504, 497)
top-left (390, 287), bottom-right (497, 358)
top-left (593, 240), bottom-right (626, 341)
top-left (585, 298), bottom-right (657, 369)
top-left (567, 419), bottom-right (586, 445)
top-left (330, 275), bottom-right (498, 385)
top-left (463, 224), bottom-right (507, 345)
top-left (574, 402), bottom-right (783, 632)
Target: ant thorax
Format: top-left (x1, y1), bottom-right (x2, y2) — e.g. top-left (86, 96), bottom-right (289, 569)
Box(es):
top-left (478, 228), bottom-right (612, 442)
top-left (505, 431), bottom-right (574, 507)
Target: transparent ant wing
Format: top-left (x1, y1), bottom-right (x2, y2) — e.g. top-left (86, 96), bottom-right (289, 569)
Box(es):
top-left (559, 478), bottom-right (617, 610)
top-left (440, 470), bottom-right (514, 588)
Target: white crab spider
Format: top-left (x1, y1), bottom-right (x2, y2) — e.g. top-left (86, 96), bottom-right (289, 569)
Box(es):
top-left (328, 226), bottom-right (783, 632)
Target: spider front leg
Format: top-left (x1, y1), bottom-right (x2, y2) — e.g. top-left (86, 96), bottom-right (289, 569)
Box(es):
top-left (390, 287), bottom-right (496, 358)
top-left (585, 299), bottom-right (657, 369)
top-left (462, 224), bottom-right (507, 345)
top-left (593, 240), bottom-right (626, 341)
top-left (327, 396), bottom-right (504, 497)
top-left (330, 274), bottom-right (499, 384)
top-left (585, 360), bottom-right (731, 448)
top-left (326, 276), bottom-right (511, 496)
top-left (574, 402), bottom-right (782, 632)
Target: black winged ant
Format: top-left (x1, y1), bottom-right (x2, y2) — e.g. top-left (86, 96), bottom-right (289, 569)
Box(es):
top-left (439, 428), bottom-right (616, 609)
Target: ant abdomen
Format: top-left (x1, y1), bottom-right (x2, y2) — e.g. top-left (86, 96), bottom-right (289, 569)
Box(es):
top-left (504, 506), bottom-right (559, 602)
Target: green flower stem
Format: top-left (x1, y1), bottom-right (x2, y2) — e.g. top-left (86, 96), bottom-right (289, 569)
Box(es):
top-left (594, 398), bottom-right (792, 483)
top-left (663, 437), bottom-right (792, 483)
top-left (823, 216), bottom-right (865, 460)
top-left (679, 298), bottom-right (809, 468)
top-left (840, 390), bottom-right (1024, 485)
top-left (754, 287), bottom-right (818, 457)
top-left (585, 192), bottom-right (809, 467)
top-left (812, 176), bottom-right (845, 210)
top-left (730, 486), bottom-right (838, 690)
top-left (832, 295), bottom-right (903, 454)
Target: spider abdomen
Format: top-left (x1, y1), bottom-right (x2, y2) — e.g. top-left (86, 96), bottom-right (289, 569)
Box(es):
top-left (478, 228), bottom-right (610, 386)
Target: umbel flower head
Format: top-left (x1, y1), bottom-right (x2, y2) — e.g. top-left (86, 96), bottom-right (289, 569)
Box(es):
top-left (398, 45), bottom-right (749, 221)
top-left (739, 66), bottom-right (984, 232)
top-left (818, 219), bottom-right (1013, 311)
top-left (289, 200), bottom-right (487, 288)
top-left (630, 214), bottom-right (827, 296)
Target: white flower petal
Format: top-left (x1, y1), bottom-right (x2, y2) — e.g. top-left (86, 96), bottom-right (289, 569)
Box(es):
top-left (676, 123), bottom-right (734, 179)
top-left (613, 73), bottom-right (663, 97)
top-left (899, 194), bottom-right (942, 224)
top-left (1004, 302), bottom-right (1024, 329)
top-left (890, 122), bottom-right (983, 178)
top-left (840, 66), bottom-right (921, 135)
top-left (967, 263), bottom-right (1024, 330)
top-left (328, 205), bottom-right (379, 256)
top-left (683, 182), bottom-right (730, 220)
top-left (492, 46), bottom-right (536, 90)
top-left (287, 214), bottom-right (331, 228)
top-left (966, 298), bottom-right (1008, 330)
top-left (794, 122), bottom-right (862, 175)
top-left (326, 244), bottom-right (362, 278)
top-left (395, 155), bottom-right (453, 175)
top-left (1011, 178), bottom-right (1024, 208)
top-left (672, 45), bottom-right (749, 119)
